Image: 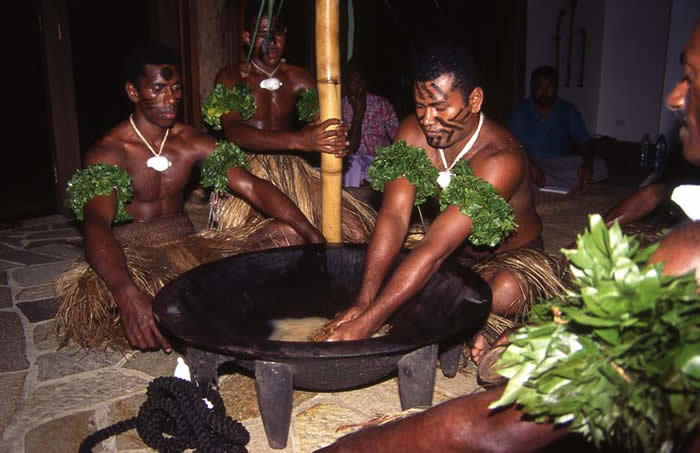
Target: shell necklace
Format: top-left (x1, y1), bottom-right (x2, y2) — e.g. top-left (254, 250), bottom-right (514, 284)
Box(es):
top-left (129, 114), bottom-right (172, 172)
top-left (250, 59), bottom-right (283, 91)
top-left (437, 112), bottom-right (484, 189)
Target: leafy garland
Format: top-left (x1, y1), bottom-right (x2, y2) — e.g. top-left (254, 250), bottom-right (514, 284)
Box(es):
top-left (201, 83), bottom-right (257, 130)
top-left (200, 141), bottom-right (251, 194)
top-left (368, 140), bottom-right (439, 205)
top-left (297, 88), bottom-right (319, 123)
top-left (439, 160), bottom-right (517, 247)
top-left (66, 164), bottom-right (134, 223)
top-left (490, 214), bottom-right (700, 452)
top-left (368, 141), bottom-right (516, 247)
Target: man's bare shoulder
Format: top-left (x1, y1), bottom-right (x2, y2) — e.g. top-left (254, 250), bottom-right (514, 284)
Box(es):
top-left (84, 124), bottom-right (130, 167)
top-left (215, 65), bottom-right (245, 87)
top-left (281, 63), bottom-right (315, 91)
top-left (474, 121), bottom-right (525, 163)
top-left (396, 115), bottom-right (429, 148)
top-left (170, 122), bottom-right (215, 156)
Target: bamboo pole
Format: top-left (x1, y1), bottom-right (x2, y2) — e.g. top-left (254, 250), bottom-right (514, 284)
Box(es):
top-left (315, 0), bottom-right (342, 242)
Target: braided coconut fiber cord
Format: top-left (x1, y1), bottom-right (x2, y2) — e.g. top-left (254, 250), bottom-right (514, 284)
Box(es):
top-left (214, 153), bottom-right (377, 243)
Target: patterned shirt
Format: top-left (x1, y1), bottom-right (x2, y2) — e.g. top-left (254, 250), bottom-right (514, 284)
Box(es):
top-left (342, 93), bottom-right (399, 187)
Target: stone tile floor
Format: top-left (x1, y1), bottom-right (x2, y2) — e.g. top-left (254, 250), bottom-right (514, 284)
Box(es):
top-left (0, 214), bottom-right (484, 453)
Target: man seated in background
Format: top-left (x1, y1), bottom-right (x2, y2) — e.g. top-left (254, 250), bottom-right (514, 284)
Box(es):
top-left (341, 59), bottom-right (399, 209)
top-left (509, 65), bottom-right (607, 193)
top-left (207, 0), bottom-right (376, 243)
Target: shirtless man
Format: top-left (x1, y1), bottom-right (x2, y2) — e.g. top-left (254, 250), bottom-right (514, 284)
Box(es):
top-left (325, 44), bottom-right (543, 342)
top-left (214, 0), bottom-right (347, 156)
top-left (317, 21), bottom-right (700, 453)
top-left (62, 44), bottom-right (324, 352)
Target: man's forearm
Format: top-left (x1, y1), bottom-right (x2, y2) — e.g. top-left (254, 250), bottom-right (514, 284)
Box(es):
top-left (362, 240), bottom-right (445, 327)
top-left (354, 211), bottom-right (410, 307)
top-left (604, 182), bottom-right (668, 226)
top-left (317, 387), bottom-right (568, 453)
top-left (84, 220), bottom-right (138, 305)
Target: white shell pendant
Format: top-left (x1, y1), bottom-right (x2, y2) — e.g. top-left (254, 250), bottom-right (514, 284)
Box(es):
top-left (147, 155), bottom-right (172, 172)
top-left (437, 170), bottom-right (452, 189)
top-left (259, 77), bottom-right (283, 91)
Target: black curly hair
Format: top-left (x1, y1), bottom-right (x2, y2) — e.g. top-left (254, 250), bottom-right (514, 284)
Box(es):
top-left (121, 42), bottom-right (180, 86)
top-left (412, 42), bottom-right (481, 103)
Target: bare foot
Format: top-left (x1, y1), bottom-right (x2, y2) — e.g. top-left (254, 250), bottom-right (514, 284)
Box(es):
top-left (470, 333), bottom-right (490, 365)
top-left (470, 329), bottom-right (514, 365)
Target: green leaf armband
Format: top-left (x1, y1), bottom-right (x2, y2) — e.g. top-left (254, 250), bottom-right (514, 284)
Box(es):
top-left (201, 83), bottom-right (257, 130)
top-left (297, 88), bottom-right (319, 123)
top-left (368, 141), bottom-right (439, 205)
top-left (66, 164), bottom-right (134, 223)
top-left (439, 160), bottom-right (517, 247)
top-left (200, 141), bottom-right (251, 194)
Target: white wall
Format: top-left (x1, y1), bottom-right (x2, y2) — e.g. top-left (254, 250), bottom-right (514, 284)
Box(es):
top-left (525, 0), bottom-right (605, 132)
top-left (658, 0), bottom-right (700, 149)
top-left (595, 0), bottom-right (672, 141)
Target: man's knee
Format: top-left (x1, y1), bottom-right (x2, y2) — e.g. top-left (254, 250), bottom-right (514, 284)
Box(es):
top-left (488, 270), bottom-right (525, 316)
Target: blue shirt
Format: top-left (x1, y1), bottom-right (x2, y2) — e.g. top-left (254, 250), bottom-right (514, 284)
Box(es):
top-left (509, 98), bottom-right (591, 160)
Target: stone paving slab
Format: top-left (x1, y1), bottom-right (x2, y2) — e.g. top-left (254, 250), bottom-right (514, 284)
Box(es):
top-left (0, 250), bottom-right (64, 266)
top-left (27, 243), bottom-right (83, 260)
top-left (32, 321), bottom-right (59, 352)
top-left (25, 229), bottom-right (81, 241)
top-left (0, 237), bottom-right (25, 248)
top-left (19, 215), bottom-right (74, 227)
top-left (14, 285), bottom-right (55, 302)
top-left (0, 244), bottom-right (18, 254)
top-left (23, 410), bottom-right (94, 453)
top-left (0, 372), bottom-right (27, 439)
top-left (106, 393), bottom-right (148, 451)
top-left (0, 312), bottom-right (29, 372)
top-left (11, 261), bottom-right (71, 287)
top-left (16, 298), bottom-right (58, 323)
top-left (0, 272), bottom-right (7, 286)
top-left (0, 260), bottom-right (22, 271)
top-left (4, 368), bottom-right (150, 447)
top-left (36, 348), bottom-right (126, 382)
top-left (122, 351), bottom-right (181, 380)
top-left (0, 286), bottom-right (12, 309)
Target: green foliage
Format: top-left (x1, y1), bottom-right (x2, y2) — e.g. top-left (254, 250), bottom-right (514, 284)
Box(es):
top-left (201, 83), bottom-right (256, 130)
top-left (439, 160), bottom-right (517, 247)
top-left (368, 140), bottom-right (439, 205)
top-left (200, 141), bottom-right (251, 194)
top-left (297, 88), bottom-right (319, 123)
top-left (66, 164), bottom-right (133, 223)
top-left (490, 214), bottom-right (700, 452)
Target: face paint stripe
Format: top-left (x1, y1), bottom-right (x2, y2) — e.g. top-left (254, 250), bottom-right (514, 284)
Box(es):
top-left (430, 81), bottom-right (447, 99)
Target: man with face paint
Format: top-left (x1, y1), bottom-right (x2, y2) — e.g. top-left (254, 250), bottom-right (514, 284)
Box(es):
top-left (215, 1), bottom-right (347, 157)
top-left (55, 44), bottom-right (325, 352)
top-left (324, 44), bottom-right (545, 350)
top-left (209, 0), bottom-right (376, 244)
top-left (316, 22), bottom-right (700, 453)
top-left (510, 66), bottom-right (607, 193)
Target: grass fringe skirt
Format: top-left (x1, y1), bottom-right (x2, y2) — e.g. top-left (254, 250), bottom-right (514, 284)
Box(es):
top-left (212, 153), bottom-right (377, 243)
top-left (54, 220), bottom-right (276, 350)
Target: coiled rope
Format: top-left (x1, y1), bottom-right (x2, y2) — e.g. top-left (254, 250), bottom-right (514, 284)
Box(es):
top-left (79, 376), bottom-right (249, 453)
